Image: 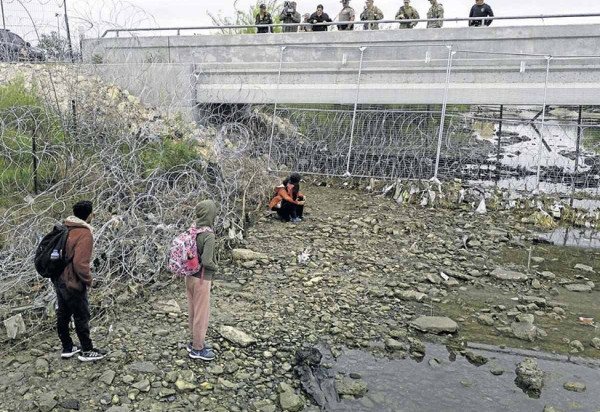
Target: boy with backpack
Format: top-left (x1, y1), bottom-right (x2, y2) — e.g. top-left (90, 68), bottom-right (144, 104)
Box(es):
top-left (176, 200), bottom-right (218, 361)
top-left (46, 201), bottom-right (106, 361)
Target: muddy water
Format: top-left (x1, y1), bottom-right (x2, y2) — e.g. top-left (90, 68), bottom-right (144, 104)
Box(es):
top-left (328, 343), bottom-right (600, 412)
top-left (436, 241), bottom-right (600, 358)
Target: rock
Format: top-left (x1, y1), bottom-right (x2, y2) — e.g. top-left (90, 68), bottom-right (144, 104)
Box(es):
top-left (154, 299), bottom-right (181, 313)
top-left (515, 358), bottom-right (544, 397)
top-left (491, 267), bottom-right (528, 282)
top-left (100, 369), bottom-right (116, 385)
top-left (564, 284), bottom-right (592, 292)
top-left (175, 378), bottom-right (197, 392)
top-left (128, 361), bottom-right (158, 373)
top-left (218, 325), bottom-right (257, 347)
top-left (232, 248), bottom-right (268, 261)
top-left (36, 392), bottom-right (58, 412)
top-left (540, 271), bottom-right (556, 279)
top-left (335, 377), bottom-right (368, 397)
top-left (563, 381), bottom-right (586, 392)
top-left (35, 358), bottom-right (49, 376)
top-left (543, 406), bottom-right (561, 412)
top-left (464, 350), bottom-right (488, 366)
top-left (477, 314), bottom-right (494, 326)
top-left (409, 316), bottom-right (458, 334)
top-left (511, 321), bottom-right (546, 342)
top-left (159, 388), bottom-right (176, 398)
top-left (3, 314), bottom-right (26, 339)
top-left (385, 338), bottom-right (407, 352)
top-left (569, 340), bottom-right (584, 353)
top-left (251, 399), bottom-right (276, 412)
top-left (408, 338), bottom-right (426, 355)
top-left (59, 399), bottom-right (80, 410)
top-left (106, 407), bottom-right (131, 412)
top-left (516, 313), bottom-right (535, 324)
top-left (397, 290), bottom-right (427, 302)
top-left (574, 264), bottom-right (594, 273)
top-left (531, 279), bottom-right (542, 289)
top-left (489, 363), bottom-right (504, 376)
top-left (132, 379), bottom-right (151, 392)
top-left (279, 390), bottom-right (304, 412)
top-left (521, 296), bottom-right (546, 307)
top-left (591, 337), bottom-right (600, 349)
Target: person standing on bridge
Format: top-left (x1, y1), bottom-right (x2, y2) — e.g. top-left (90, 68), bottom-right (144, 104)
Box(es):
top-left (469, 0), bottom-right (494, 27)
top-left (299, 13), bottom-right (313, 31)
top-left (426, 0), bottom-right (444, 28)
top-left (337, 0), bottom-right (356, 31)
top-left (280, 1), bottom-right (302, 33)
top-left (256, 4), bottom-right (274, 33)
top-left (396, 0), bottom-right (420, 29)
top-left (360, 0), bottom-right (384, 30)
top-left (309, 5), bottom-right (333, 32)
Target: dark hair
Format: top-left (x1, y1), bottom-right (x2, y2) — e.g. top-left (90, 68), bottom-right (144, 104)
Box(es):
top-left (73, 200), bottom-right (93, 221)
top-left (259, 3), bottom-right (266, 8)
top-left (289, 173), bottom-right (302, 185)
top-left (317, 4), bottom-right (323, 9)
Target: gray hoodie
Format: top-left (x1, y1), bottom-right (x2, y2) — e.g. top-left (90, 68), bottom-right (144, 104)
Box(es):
top-left (194, 200), bottom-right (218, 280)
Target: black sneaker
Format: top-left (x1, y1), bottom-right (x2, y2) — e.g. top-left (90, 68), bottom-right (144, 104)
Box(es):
top-left (61, 345), bottom-right (81, 359)
top-left (78, 348), bottom-right (107, 362)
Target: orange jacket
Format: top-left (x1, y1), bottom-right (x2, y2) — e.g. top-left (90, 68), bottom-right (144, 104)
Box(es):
top-left (269, 184), bottom-right (301, 209)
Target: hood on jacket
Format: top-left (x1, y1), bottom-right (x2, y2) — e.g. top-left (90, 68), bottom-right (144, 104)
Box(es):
top-left (196, 200), bottom-right (217, 228)
top-left (64, 216), bottom-right (93, 233)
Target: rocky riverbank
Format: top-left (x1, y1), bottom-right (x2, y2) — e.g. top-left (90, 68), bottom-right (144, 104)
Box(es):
top-left (1, 184), bottom-right (599, 411)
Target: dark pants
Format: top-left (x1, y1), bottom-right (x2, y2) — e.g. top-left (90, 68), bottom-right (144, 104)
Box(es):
top-left (55, 282), bottom-right (93, 351)
top-left (274, 199), bottom-right (304, 221)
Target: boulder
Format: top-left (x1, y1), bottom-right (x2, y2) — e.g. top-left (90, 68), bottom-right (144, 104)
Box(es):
top-left (574, 264), bottom-right (594, 273)
top-left (232, 249), bottom-right (268, 261)
top-left (491, 267), bottom-right (528, 282)
top-left (409, 316), bottom-right (458, 334)
top-left (564, 284), bottom-right (592, 292)
top-left (154, 299), bottom-right (181, 313)
top-left (335, 377), bottom-right (368, 397)
top-left (515, 358), bottom-right (544, 397)
top-left (219, 325), bottom-right (257, 347)
top-left (511, 321), bottom-right (546, 342)
top-left (279, 390), bottom-right (304, 412)
top-left (563, 381), bottom-right (586, 392)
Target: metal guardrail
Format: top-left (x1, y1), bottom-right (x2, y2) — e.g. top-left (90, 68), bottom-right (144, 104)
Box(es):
top-left (101, 13), bottom-right (600, 37)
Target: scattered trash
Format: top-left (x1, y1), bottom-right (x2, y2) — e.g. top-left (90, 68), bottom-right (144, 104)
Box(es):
top-left (475, 197), bottom-right (487, 214)
top-left (578, 317), bottom-right (594, 326)
top-left (439, 272), bottom-right (450, 281)
top-left (4, 314), bottom-right (26, 339)
top-left (298, 249), bottom-right (311, 265)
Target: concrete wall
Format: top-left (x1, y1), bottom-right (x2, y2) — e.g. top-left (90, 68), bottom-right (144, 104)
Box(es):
top-left (81, 25), bottom-right (600, 106)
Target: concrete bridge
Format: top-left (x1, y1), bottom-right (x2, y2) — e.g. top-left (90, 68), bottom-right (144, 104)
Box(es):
top-left (82, 24), bottom-right (600, 115)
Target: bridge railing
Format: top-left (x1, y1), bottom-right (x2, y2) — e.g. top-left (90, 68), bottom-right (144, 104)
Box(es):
top-left (101, 13), bottom-right (600, 37)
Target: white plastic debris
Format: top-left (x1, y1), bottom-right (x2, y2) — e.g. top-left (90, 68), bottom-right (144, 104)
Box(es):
top-left (298, 249), bottom-right (311, 265)
top-left (475, 197), bottom-right (487, 214)
top-left (440, 272), bottom-right (450, 281)
top-left (4, 314), bottom-right (26, 339)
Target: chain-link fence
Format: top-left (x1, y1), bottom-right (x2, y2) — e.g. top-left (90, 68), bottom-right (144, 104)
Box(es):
top-left (188, 43), bottom-right (600, 202)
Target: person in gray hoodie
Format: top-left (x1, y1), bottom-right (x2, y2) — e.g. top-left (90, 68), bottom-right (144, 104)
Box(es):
top-left (186, 200), bottom-right (219, 361)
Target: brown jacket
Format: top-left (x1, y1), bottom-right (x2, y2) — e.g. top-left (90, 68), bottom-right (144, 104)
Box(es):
top-left (269, 183), bottom-right (302, 210)
top-left (59, 216), bottom-right (94, 291)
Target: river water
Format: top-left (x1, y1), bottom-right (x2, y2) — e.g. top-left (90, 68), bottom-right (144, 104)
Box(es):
top-left (327, 343), bottom-right (600, 412)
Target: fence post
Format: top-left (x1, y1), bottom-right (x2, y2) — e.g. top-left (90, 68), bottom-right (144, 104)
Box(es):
top-left (495, 104), bottom-right (504, 184)
top-left (535, 56), bottom-right (552, 193)
top-left (433, 46), bottom-right (454, 180)
top-left (345, 46), bottom-right (366, 177)
top-left (570, 105), bottom-right (583, 207)
top-left (267, 45), bottom-right (286, 172)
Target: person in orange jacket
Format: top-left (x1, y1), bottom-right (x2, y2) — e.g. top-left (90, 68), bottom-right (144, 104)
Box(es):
top-left (268, 173), bottom-right (305, 222)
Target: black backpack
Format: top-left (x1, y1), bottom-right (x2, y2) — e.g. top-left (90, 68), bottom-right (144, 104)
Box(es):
top-left (34, 224), bottom-right (71, 279)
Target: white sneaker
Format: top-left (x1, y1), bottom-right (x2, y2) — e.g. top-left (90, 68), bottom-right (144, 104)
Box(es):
top-left (61, 345), bottom-right (81, 359)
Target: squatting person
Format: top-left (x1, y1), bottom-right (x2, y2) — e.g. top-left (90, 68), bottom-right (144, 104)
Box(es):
top-left (269, 173), bottom-right (306, 222)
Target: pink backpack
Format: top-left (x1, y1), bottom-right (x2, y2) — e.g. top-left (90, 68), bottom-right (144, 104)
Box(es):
top-left (167, 225), bottom-right (213, 277)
